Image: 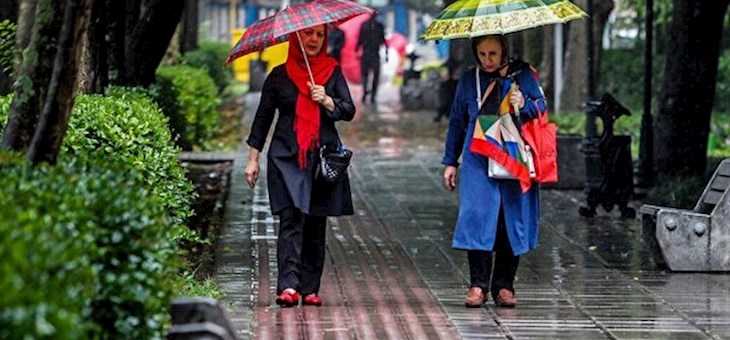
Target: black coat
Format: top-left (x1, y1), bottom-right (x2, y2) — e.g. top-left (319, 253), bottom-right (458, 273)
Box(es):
top-left (246, 65), bottom-right (356, 217)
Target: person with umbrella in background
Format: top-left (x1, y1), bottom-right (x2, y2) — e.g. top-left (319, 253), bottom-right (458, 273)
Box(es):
top-left (328, 24), bottom-right (345, 63)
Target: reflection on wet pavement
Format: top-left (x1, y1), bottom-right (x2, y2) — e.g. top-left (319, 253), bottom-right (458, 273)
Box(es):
top-left (340, 93), bottom-right (730, 339)
top-left (226, 85), bottom-right (730, 339)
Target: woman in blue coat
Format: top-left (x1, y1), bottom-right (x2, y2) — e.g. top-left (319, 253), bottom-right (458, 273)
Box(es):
top-left (441, 35), bottom-right (547, 308)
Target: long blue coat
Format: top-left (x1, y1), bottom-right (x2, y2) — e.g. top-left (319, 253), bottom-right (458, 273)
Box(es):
top-left (442, 60), bottom-right (548, 256)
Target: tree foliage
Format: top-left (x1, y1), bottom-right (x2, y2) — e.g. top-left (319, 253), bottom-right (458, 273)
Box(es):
top-left (0, 20), bottom-right (15, 73)
top-left (1, 0), bottom-right (186, 165)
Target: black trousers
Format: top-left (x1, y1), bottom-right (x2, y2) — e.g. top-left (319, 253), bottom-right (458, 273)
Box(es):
top-left (467, 208), bottom-right (520, 299)
top-left (277, 208), bottom-right (327, 295)
top-left (360, 57), bottom-right (380, 102)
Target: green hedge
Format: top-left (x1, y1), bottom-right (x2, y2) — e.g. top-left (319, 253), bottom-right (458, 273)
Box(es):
top-left (182, 40), bottom-right (235, 94)
top-left (0, 157), bottom-right (180, 338)
top-left (153, 65), bottom-right (220, 151)
top-left (65, 88), bottom-right (195, 238)
top-left (598, 47), bottom-right (730, 114)
top-left (0, 90), bottom-right (199, 337)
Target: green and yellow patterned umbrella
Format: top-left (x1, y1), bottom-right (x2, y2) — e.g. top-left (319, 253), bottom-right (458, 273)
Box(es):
top-left (421, 0), bottom-right (587, 41)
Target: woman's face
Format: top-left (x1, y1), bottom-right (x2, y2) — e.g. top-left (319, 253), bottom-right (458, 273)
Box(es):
top-left (299, 25), bottom-right (326, 57)
top-left (475, 37), bottom-right (504, 73)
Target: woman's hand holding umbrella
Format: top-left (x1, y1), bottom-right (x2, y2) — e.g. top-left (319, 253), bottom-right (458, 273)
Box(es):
top-left (509, 83), bottom-right (525, 114)
top-left (309, 82), bottom-right (334, 111)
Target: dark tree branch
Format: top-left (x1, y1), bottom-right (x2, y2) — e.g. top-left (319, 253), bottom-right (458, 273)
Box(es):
top-left (121, 0), bottom-right (183, 87)
top-left (1, 0), bottom-right (62, 151)
top-left (82, 0), bottom-right (107, 93)
top-left (180, 0), bottom-right (198, 53)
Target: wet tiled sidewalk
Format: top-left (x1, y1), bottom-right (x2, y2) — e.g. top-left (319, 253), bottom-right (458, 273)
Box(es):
top-left (213, 89), bottom-right (730, 339)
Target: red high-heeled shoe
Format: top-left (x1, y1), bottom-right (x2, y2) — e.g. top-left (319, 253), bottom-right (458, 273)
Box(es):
top-left (276, 288), bottom-right (300, 307)
top-left (302, 293), bottom-right (323, 306)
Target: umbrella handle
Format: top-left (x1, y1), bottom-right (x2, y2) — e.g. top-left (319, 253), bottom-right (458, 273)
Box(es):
top-left (295, 31), bottom-right (316, 85)
top-left (510, 82), bottom-right (520, 116)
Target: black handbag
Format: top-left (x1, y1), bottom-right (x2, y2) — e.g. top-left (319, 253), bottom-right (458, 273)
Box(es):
top-left (315, 144), bottom-right (353, 185)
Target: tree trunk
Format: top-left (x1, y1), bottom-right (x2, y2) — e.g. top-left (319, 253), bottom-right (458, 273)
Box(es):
top-left (106, 0), bottom-right (125, 84)
top-left (121, 0), bottom-right (183, 87)
top-left (507, 33), bottom-right (523, 59)
top-left (654, 0), bottom-right (730, 178)
top-left (28, 0), bottom-right (94, 165)
top-left (180, 0), bottom-right (198, 53)
top-left (1, 0), bottom-right (62, 151)
top-left (561, 0), bottom-right (613, 111)
top-left (590, 0), bottom-right (613, 98)
top-left (539, 25), bottom-right (555, 112)
top-left (520, 27), bottom-right (542, 66)
top-left (15, 0), bottom-right (35, 50)
top-left (79, 0), bottom-right (106, 93)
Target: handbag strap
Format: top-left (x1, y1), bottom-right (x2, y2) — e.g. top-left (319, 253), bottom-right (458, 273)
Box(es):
top-left (475, 68), bottom-right (497, 110)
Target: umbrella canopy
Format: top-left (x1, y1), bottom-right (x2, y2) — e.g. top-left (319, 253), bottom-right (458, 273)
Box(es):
top-left (421, 0), bottom-right (587, 41)
top-left (225, 0), bottom-right (374, 65)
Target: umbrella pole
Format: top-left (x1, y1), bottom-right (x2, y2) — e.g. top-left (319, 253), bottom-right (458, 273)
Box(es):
top-left (295, 31), bottom-right (316, 85)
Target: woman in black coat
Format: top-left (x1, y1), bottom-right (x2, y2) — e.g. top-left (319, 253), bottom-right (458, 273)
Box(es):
top-left (244, 24), bottom-right (356, 307)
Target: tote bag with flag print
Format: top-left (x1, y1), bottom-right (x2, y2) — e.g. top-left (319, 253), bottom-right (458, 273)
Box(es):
top-left (470, 113), bottom-right (535, 194)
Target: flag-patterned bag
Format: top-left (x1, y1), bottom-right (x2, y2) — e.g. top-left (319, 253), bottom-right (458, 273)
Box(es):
top-left (471, 113), bottom-right (535, 194)
top-left (468, 69), bottom-right (535, 194)
top-left (487, 114), bottom-right (536, 181)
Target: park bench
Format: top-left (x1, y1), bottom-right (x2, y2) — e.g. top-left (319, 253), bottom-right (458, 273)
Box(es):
top-left (640, 158), bottom-right (730, 272)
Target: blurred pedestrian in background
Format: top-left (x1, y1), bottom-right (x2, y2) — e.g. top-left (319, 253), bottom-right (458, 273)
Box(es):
top-left (357, 12), bottom-right (387, 105)
top-left (434, 57), bottom-right (460, 123)
top-left (328, 24), bottom-right (345, 63)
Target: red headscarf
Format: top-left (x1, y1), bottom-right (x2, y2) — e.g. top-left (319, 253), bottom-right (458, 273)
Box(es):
top-left (285, 28), bottom-right (337, 169)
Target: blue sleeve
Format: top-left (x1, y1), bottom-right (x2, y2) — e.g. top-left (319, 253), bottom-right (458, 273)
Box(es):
top-left (442, 72), bottom-right (470, 167)
top-left (515, 65), bottom-right (547, 124)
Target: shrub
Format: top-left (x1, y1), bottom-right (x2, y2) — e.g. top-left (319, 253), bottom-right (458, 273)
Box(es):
top-left (0, 94), bottom-right (10, 127)
top-left (0, 156), bottom-right (180, 339)
top-left (66, 89), bottom-right (196, 239)
top-left (182, 40), bottom-right (235, 94)
top-left (0, 19), bottom-right (16, 74)
top-left (153, 65), bottom-right (220, 151)
top-left (0, 91), bottom-right (196, 240)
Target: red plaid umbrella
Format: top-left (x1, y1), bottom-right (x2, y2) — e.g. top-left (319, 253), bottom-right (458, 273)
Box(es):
top-left (225, 0), bottom-right (374, 65)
